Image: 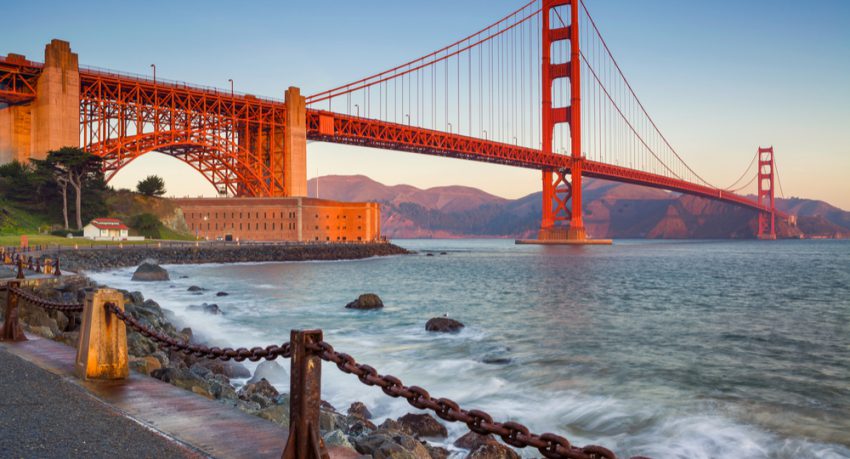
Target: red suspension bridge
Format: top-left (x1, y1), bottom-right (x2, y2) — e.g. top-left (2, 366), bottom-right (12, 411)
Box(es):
top-left (0, 0), bottom-right (784, 241)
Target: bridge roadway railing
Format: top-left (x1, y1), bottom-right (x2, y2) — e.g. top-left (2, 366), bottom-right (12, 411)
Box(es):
top-left (0, 284), bottom-right (650, 459)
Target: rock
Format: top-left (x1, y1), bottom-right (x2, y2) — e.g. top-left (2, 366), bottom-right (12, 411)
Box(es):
top-left (187, 285), bottom-right (206, 292)
top-left (19, 304), bottom-right (60, 337)
top-left (127, 331), bottom-right (157, 357)
top-left (345, 293), bottom-right (384, 310)
top-left (196, 358), bottom-right (251, 379)
top-left (132, 262), bottom-right (169, 281)
top-left (481, 357), bottom-right (511, 365)
top-left (54, 331), bottom-right (80, 347)
top-left (439, 252), bottom-right (447, 255)
top-left (320, 409), bottom-right (349, 432)
top-left (353, 430), bottom-right (431, 459)
top-left (256, 403), bottom-right (290, 427)
top-left (454, 432), bottom-right (498, 450)
top-left (426, 444), bottom-right (450, 459)
top-left (425, 317), bottom-right (465, 333)
top-left (151, 367), bottom-right (214, 398)
top-left (379, 419), bottom-right (408, 433)
top-left (188, 303), bottom-right (222, 315)
top-left (348, 401), bottom-right (373, 420)
top-left (208, 374), bottom-right (238, 400)
top-left (238, 378), bottom-right (279, 408)
top-left (27, 325), bottom-right (55, 339)
top-left (466, 443), bottom-right (520, 459)
top-left (426, 253), bottom-right (435, 257)
top-left (248, 360), bottom-right (288, 385)
top-left (126, 291), bottom-right (145, 305)
top-left (324, 430), bottom-right (355, 450)
top-left (397, 413), bottom-right (447, 438)
top-left (346, 417), bottom-right (377, 436)
top-left (216, 291), bottom-right (229, 297)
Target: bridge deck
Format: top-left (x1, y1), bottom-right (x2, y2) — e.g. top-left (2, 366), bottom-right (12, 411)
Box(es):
top-left (0, 335), bottom-right (361, 459)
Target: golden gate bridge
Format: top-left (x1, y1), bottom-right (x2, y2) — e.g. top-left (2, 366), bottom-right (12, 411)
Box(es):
top-left (0, 0), bottom-right (784, 242)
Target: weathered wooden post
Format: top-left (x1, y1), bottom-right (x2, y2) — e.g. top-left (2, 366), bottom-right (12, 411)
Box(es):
top-left (282, 329), bottom-right (329, 459)
top-left (15, 258), bottom-right (25, 279)
top-left (75, 289), bottom-right (128, 380)
top-left (1, 281), bottom-right (27, 342)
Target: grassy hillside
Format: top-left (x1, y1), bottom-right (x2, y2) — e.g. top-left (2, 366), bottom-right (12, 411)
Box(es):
top-left (0, 199), bottom-right (51, 235)
top-left (0, 190), bottom-right (194, 241)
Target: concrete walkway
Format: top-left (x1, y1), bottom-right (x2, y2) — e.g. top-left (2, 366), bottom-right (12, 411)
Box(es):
top-left (0, 344), bottom-right (203, 459)
top-left (0, 335), bottom-right (360, 459)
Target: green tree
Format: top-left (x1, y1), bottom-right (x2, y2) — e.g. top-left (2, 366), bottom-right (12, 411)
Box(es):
top-left (31, 147), bottom-right (104, 230)
top-left (136, 175), bottom-right (166, 197)
top-left (129, 213), bottom-right (162, 239)
top-left (0, 161), bottom-right (39, 208)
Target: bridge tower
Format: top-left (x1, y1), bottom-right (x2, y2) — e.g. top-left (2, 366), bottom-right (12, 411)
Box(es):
top-left (757, 146), bottom-right (777, 240)
top-left (535, 0), bottom-right (607, 244)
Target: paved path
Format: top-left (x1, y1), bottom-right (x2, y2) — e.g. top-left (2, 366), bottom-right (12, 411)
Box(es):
top-left (0, 335), bottom-right (360, 459)
top-left (0, 346), bottom-right (203, 459)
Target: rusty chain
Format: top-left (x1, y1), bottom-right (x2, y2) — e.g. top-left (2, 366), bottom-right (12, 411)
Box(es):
top-left (104, 302), bottom-right (291, 362)
top-left (8, 286), bottom-right (84, 312)
top-left (310, 340), bottom-right (648, 459)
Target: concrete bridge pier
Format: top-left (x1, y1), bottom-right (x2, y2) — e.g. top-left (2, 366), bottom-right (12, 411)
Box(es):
top-left (0, 39), bottom-right (79, 163)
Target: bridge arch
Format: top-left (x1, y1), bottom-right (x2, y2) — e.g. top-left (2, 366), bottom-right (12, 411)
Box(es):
top-left (87, 131), bottom-right (275, 197)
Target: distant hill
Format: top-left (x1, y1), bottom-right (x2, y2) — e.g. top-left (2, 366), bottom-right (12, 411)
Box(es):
top-left (307, 175), bottom-right (850, 239)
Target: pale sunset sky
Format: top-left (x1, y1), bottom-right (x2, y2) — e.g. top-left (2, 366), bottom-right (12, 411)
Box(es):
top-left (3, 0), bottom-right (849, 209)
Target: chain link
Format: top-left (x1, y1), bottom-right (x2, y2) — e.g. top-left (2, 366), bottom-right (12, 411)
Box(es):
top-left (8, 286), bottom-right (84, 312)
top-left (105, 302), bottom-right (291, 362)
top-left (309, 340), bottom-right (649, 459)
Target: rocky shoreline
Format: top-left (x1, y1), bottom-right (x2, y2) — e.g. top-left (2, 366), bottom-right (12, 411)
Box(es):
top-left (2, 257), bottom-right (519, 459)
top-left (55, 242), bottom-right (412, 273)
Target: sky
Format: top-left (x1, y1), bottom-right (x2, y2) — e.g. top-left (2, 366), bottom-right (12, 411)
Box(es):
top-left (3, 0), bottom-right (849, 209)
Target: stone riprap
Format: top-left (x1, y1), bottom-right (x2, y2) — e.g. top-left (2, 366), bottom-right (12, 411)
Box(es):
top-left (55, 242), bottom-right (411, 272)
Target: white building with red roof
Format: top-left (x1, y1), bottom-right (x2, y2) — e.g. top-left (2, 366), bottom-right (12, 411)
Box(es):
top-left (83, 218), bottom-right (131, 240)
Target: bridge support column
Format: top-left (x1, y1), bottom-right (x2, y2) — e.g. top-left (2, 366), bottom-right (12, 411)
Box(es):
top-left (0, 40), bottom-right (79, 164)
top-left (284, 87), bottom-right (307, 197)
top-left (757, 146), bottom-right (777, 240)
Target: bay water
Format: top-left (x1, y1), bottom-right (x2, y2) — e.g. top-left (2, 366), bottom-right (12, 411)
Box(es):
top-left (89, 239), bottom-right (850, 458)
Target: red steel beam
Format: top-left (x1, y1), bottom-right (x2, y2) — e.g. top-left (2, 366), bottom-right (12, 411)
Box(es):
top-left (307, 110), bottom-right (777, 215)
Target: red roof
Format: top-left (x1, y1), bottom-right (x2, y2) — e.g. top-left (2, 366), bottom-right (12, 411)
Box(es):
top-left (90, 218), bottom-right (129, 230)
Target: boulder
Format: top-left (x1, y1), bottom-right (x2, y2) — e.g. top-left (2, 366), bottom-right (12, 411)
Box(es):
top-left (466, 443), bottom-right (520, 459)
top-left (257, 403), bottom-right (290, 427)
top-left (196, 358), bottom-right (251, 379)
top-left (248, 360), bottom-right (288, 385)
top-left (346, 293), bottom-right (384, 310)
top-left (348, 401), bottom-right (373, 420)
top-left (454, 432), bottom-right (498, 450)
top-left (323, 430), bottom-right (355, 450)
top-left (216, 291), bottom-right (229, 297)
top-left (188, 303), bottom-right (222, 315)
top-left (353, 430), bottom-right (431, 459)
top-left (132, 262), bottom-right (169, 281)
top-left (396, 413), bottom-right (447, 438)
top-left (238, 378), bottom-right (279, 408)
top-left (187, 285), bottom-right (206, 292)
top-left (426, 444), bottom-right (450, 459)
top-left (425, 317), bottom-right (465, 333)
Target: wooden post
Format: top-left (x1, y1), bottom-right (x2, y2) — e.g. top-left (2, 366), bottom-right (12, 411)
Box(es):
top-left (15, 258), bottom-right (24, 279)
top-left (282, 329), bottom-right (329, 459)
top-left (75, 289), bottom-right (128, 380)
top-left (1, 281), bottom-right (27, 342)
